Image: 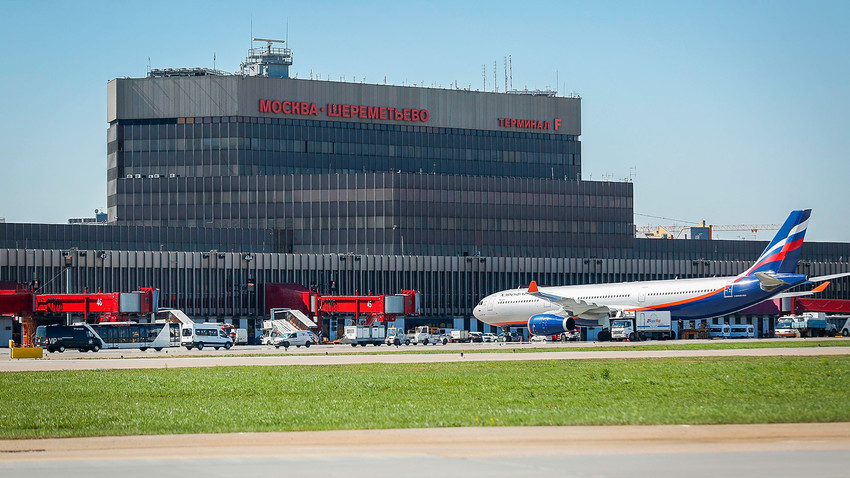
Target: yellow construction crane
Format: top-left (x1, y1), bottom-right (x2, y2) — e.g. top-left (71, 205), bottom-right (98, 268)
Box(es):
top-left (635, 221), bottom-right (781, 239)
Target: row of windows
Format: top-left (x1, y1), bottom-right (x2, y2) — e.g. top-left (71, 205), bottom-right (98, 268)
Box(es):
top-left (114, 188), bottom-right (630, 209)
top-left (121, 138), bottom-right (579, 166)
top-left (118, 116), bottom-right (580, 142)
top-left (117, 161), bottom-right (579, 181)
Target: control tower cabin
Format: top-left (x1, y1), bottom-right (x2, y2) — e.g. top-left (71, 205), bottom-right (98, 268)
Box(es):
top-left (240, 38), bottom-right (293, 78)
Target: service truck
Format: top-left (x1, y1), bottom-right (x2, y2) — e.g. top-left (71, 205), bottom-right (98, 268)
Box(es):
top-left (775, 312), bottom-right (837, 337)
top-left (611, 311), bottom-right (674, 341)
top-left (384, 327), bottom-right (411, 345)
top-left (448, 330), bottom-right (471, 343)
top-left (410, 326), bottom-right (447, 345)
top-left (341, 325), bottom-right (386, 346)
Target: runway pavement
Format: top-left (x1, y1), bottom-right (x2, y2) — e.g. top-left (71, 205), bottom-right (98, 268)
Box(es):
top-left (1, 423), bottom-right (849, 477)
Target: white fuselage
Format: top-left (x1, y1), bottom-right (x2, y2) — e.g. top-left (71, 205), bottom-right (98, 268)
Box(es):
top-left (473, 276), bottom-right (735, 327)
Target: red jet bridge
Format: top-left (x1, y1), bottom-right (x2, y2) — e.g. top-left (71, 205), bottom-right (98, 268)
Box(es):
top-left (265, 283), bottom-right (420, 334)
top-left (34, 287), bottom-right (159, 322)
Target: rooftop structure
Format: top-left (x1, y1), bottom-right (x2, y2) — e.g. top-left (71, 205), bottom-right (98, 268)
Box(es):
top-left (240, 38), bottom-right (293, 78)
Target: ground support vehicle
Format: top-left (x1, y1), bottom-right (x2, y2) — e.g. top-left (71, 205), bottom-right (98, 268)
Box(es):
top-left (181, 323), bottom-right (233, 350)
top-left (411, 326), bottom-right (447, 345)
top-left (468, 332), bottom-right (484, 343)
top-left (729, 324), bottom-right (755, 338)
top-left (481, 333), bottom-right (497, 342)
top-left (560, 329), bottom-right (580, 342)
top-left (829, 316), bottom-right (850, 337)
top-left (611, 311), bottom-right (674, 341)
top-left (220, 325), bottom-right (248, 344)
top-left (448, 330), bottom-right (471, 343)
top-left (341, 325), bottom-right (386, 346)
top-left (90, 322), bottom-right (181, 351)
top-left (384, 327), bottom-right (411, 345)
top-left (274, 330), bottom-right (318, 349)
top-left (35, 324), bottom-right (103, 353)
top-left (709, 324), bottom-right (731, 338)
top-left (496, 331), bottom-right (521, 342)
top-left (775, 312), bottom-right (837, 337)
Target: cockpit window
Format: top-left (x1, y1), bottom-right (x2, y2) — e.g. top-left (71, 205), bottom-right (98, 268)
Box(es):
top-left (477, 300), bottom-right (484, 306)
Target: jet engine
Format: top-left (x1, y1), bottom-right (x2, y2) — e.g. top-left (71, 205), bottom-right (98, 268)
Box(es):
top-left (527, 313), bottom-right (576, 336)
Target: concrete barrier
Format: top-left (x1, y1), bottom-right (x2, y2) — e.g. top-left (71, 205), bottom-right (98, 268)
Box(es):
top-left (11, 347), bottom-right (43, 359)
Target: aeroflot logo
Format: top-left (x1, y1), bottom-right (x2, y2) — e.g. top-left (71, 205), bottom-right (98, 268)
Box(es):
top-left (498, 117), bottom-right (562, 131)
top-left (259, 99), bottom-right (429, 123)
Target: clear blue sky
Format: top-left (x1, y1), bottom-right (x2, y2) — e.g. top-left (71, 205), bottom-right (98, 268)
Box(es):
top-left (2, 0), bottom-right (848, 242)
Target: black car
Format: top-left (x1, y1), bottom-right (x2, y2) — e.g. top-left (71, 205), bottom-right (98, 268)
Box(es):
top-left (35, 325), bottom-right (103, 353)
top-left (496, 332), bottom-right (521, 343)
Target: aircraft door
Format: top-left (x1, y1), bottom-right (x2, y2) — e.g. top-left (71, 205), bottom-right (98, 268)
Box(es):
top-left (638, 287), bottom-right (647, 304)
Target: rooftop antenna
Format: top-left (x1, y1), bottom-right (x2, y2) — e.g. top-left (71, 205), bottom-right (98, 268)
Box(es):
top-left (493, 60), bottom-right (497, 92)
top-left (482, 64), bottom-right (486, 91)
top-left (556, 70), bottom-right (559, 96)
top-left (504, 56), bottom-right (508, 93)
top-left (509, 55), bottom-right (513, 90)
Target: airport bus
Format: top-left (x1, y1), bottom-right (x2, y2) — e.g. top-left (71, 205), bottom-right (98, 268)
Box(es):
top-left (88, 322), bottom-right (182, 351)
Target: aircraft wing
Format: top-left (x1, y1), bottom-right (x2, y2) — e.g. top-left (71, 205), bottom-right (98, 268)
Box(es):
top-left (527, 281), bottom-right (611, 320)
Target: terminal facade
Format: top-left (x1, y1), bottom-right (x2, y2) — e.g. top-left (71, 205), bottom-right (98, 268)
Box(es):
top-left (2, 43), bottom-right (849, 339)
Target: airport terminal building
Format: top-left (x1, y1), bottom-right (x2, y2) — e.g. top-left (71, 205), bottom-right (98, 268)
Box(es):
top-left (2, 44), bottom-right (849, 339)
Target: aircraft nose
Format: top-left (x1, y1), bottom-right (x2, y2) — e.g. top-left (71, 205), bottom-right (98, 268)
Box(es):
top-left (473, 298), bottom-right (488, 320)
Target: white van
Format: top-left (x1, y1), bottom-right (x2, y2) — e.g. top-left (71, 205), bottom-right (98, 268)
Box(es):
top-left (181, 323), bottom-right (233, 350)
top-left (709, 324), bottom-right (731, 339)
top-left (273, 330), bottom-right (318, 349)
top-left (729, 324), bottom-right (755, 339)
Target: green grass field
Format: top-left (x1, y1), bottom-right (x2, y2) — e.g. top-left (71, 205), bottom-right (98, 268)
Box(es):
top-left (1, 355), bottom-right (848, 439)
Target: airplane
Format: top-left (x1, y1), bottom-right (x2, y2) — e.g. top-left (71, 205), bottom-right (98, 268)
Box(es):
top-left (472, 209), bottom-right (849, 337)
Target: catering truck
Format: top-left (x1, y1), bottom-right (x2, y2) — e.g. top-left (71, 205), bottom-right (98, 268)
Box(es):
top-left (775, 312), bottom-right (837, 337)
top-left (611, 311), bottom-right (674, 341)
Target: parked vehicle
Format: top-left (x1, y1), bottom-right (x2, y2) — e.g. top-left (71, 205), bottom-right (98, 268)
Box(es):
top-left (775, 312), bottom-right (837, 338)
top-left (341, 325), bottom-right (386, 346)
top-left (709, 324), bottom-right (731, 339)
top-left (274, 330), bottom-right (318, 349)
top-left (611, 311), bottom-right (674, 341)
top-left (385, 327), bottom-right (411, 345)
top-left (35, 324), bottom-right (103, 353)
top-left (561, 329), bottom-right (580, 342)
top-left (828, 316), bottom-right (850, 337)
top-left (481, 333), bottom-right (497, 342)
top-left (496, 331), bottom-right (521, 342)
top-left (530, 334), bottom-right (551, 343)
top-left (90, 322), bottom-right (181, 351)
top-left (468, 331), bottom-right (484, 343)
top-left (729, 324), bottom-right (755, 338)
top-left (411, 326), bottom-right (447, 345)
top-left (181, 323), bottom-right (233, 350)
top-left (220, 325), bottom-right (248, 344)
top-left (448, 330), bottom-right (471, 343)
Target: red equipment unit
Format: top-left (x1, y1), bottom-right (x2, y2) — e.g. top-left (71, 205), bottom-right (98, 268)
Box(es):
top-left (264, 283), bottom-right (421, 331)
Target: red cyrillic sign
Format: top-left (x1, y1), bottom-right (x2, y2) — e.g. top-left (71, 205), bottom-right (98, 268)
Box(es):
top-left (259, 99), bottom-right (429, 123)
top-left (498, 117), bottom-right (563, 131)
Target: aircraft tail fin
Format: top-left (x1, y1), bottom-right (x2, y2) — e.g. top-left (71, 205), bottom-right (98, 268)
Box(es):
top-left (738, 209), bottom-right (811, 278)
